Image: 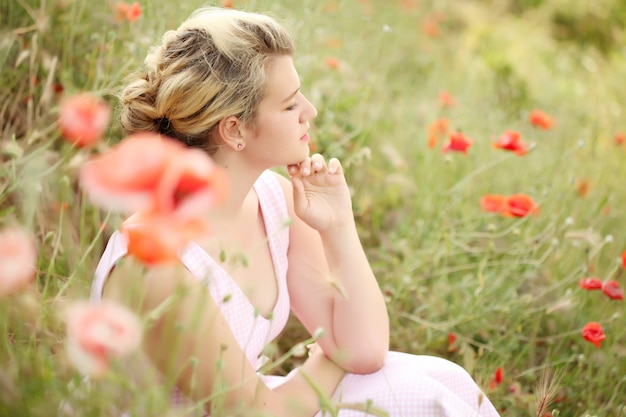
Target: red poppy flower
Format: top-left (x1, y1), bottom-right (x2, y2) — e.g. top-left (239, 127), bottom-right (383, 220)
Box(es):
top-left (447, 332), bottom-right (457, 352)
top-left (493, 130), bottom-right (528, 155)
top-left (422, 19), bottom-right (439, 38)
top-left (438, 91), bottom-right (455, 107)
top-left (442, 131), bottom-right (472, 154)
top-left (615, 132), bottom-right (625, 145)
top-left (602, 280), bottom-right (623, 301)
top-left (581, 322), bottom-right (605, 348)
top-left (58, 93), bottom-right (111, 147)
top-left (427, 118), bottom-right (449, 149)
top-left (503, 194), bottom-right (539, 217)
top-left (621, 250), bottom-right (626, 269)
top-left (221, 0), bottom-right (234, 8)
top-left (579, 277), bottom-right (602, 290)
top-left (480, 194), bottom-right (506, 213)
top-left (575, 179), bottom-right (591, 198)
top-left (125, 2), bottom-right (141, 21)
top-left (529, 109), bottom-right (554, 130)
top-left (489, 367), bottom-right (504, 390)
top-left (325, 57), bottom-right (340, 70)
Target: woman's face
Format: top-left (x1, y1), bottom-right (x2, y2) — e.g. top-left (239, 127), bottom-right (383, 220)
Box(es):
top-left (242, 55), bottom-right (317, 168)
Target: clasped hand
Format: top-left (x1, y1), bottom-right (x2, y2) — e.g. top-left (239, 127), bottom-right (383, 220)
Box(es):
top-left (287, 154), bottom-right (353, 232)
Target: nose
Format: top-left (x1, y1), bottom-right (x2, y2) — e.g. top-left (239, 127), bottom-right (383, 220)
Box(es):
top-left (300, 94), bottom-right (317, 122)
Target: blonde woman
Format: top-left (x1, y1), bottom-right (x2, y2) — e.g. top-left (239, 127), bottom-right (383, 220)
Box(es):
top-left (92, 7), bottom-right (501, 417)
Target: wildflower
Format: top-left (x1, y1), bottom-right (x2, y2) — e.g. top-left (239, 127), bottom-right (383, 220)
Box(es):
top-left (427, 118), bottom-right (449, 149)
top-left (422, 18), bottom-right (439, 37)
top-left (503, 194), bottom-right (539, 217)
top-left (578, 277), bottom-right (602, 290)
top-left (0, 227), bottom-right (38, 298)
top-left (325, 57), bottom-right (340, 70)
top-left (442, 131), bottom-right (472, 154)
top-left (574, 179), bottom-right (591, 198)
top-left (493, 130), bottom-right (528, 155)
top-left (601, 280), bottom-right (623, 301)
top-left (447, 332), bottom-right (457, 352)
top-left (622, 250), bottom-right (626, 269)
top-left (79, 133), bottom-right (228, 216)
top-left (65, 301), bottom-right (142, 378)
top-left (480, 194), bottom-right (506, 213)
top-left (122, 213), bottom-right (210, 265)
top-left (125, 2), bottom-right (142, 21)
top-left (438, 91), bottom-right (455, 107)
top-left (114, 1), bottom-right (142, 22)
top-left (529, 109), bottom-right (554, 130)
top-left (58, 93), bottom-right (111, 147)
top-left (489, 367), bottom-right (504, 390)
top-left (615, 132), bottom-right (625, 145)
top-left (581, 322), bottom-right (605, 348)
top-left (79, 133), bottom-right (228, 264)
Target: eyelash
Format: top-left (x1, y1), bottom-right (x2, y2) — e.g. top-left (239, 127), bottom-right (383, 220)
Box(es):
top-left (286, 103), bottom-right (298, 111)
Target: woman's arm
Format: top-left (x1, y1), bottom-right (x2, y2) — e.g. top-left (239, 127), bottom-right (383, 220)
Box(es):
top-left (279, 156), bottom-right (390, 375)
top-left (104, 258), bottom-right (344, 416)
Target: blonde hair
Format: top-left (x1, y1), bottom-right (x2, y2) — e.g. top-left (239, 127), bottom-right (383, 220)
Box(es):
top-left (120, 7), bottom-right (295, 153)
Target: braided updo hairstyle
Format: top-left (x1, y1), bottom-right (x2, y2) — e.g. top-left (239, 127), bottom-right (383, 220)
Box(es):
top-left (119, 7), bottom-right (295, 154)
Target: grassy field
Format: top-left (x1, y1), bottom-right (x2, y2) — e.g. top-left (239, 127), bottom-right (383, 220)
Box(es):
top-left (1, 0), bottom-right (626, 416)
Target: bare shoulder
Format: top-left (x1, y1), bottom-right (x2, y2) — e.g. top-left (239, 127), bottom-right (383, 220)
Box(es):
top-left (104, 255), bottom-right (196, 314)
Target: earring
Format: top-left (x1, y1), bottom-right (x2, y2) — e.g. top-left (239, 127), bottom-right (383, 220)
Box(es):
top-left (237, 142), bottom-right (244, 150)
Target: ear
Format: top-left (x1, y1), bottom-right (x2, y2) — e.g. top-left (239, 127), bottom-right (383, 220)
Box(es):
top-left (217, 116), bottom-right (246, 151)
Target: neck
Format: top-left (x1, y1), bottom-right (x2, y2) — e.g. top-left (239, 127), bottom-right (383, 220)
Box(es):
top-left (207, 151), bottom-right (267, 224)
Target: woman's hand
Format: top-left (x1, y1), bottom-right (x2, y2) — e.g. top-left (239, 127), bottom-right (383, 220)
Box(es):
top-left (287, 154), bottom-right (353, 232)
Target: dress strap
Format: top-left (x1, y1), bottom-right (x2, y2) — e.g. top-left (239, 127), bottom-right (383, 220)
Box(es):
top-left (90, 230), bottom-right (128, 303)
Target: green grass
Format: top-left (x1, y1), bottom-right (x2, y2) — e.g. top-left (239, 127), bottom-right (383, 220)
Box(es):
top-left (2, 0), bottom-right (626, 416)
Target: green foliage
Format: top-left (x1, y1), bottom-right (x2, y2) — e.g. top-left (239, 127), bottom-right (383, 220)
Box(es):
top-left (2, 0), bottom-right (626, 416)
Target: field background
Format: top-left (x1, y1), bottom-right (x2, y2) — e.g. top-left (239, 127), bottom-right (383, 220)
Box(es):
top-left (2, 0), bottom-right (626, 416)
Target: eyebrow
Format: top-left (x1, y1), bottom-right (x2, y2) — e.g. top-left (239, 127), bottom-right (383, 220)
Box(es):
top-left (281, 87), bottom-right (300, 103)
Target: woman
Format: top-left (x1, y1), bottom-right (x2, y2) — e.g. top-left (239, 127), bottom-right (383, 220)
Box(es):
top-left (92, 6), bottom-right (500, 417)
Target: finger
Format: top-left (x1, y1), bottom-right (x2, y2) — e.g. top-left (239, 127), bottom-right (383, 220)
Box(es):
top-left (287, 164), bottom-right (299, 176)
top-left (290, 175), bottom-right (307, 215)
top-left (310, 153), bottom-right (327, 173)
top-left (327, 157), bottom-right (342, 174)
top-left (300, 156), bottom-right (312, 176)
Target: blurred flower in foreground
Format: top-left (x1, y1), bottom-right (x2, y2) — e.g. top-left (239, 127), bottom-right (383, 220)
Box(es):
top-left (503, 194), bottom-right (539, 217)
top-left (579, 277), bottom-right (602, 290)
top-left (581, 322), bottom-right (605, 348)
top-left (529, 109), bottom-right (554, 130)
top-left (122, 213), bottom-right (210, 265)
top-left (80, 133), bottom-right (228, 217)
top-left (58, 93), bottom-right (111, 147)
top-left (65, 301), bottom-right (142, 378)
top-left (493, 130), bottom-right (529, 156)
top-left (427, 118), bottom-right (448, 149)
top-left (601, 280), bottom-right (623, 301)
top-left (114, 1), bottom-right (142, 22)
top-left (480, 194), bottom-right (506, 213)
top-left (488, 367), bottom-right (504, 390)
top-left (0, 227), bottom-right (38, 298)
top-left (80, 133), bottom-right (228, 264)
top-left (442, 131), bottom-right (472, 154)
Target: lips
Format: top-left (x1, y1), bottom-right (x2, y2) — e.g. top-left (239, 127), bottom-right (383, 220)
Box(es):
top-left (300, 132), bottom-right (310, 141)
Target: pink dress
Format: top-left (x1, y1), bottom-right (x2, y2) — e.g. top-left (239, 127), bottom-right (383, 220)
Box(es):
top-left (91, 170), bottom-right (500, 417)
